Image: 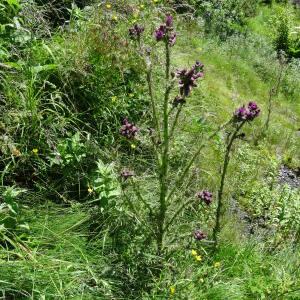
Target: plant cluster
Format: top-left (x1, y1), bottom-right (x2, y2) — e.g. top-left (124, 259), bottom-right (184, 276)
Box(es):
top-left (117, 14), bottom-right (261, 258)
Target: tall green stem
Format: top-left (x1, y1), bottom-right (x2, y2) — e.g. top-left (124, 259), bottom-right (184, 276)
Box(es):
top-left (157, 41), bottom-right (171, 254)
top-left (212, 121), bottom-right (245, 248)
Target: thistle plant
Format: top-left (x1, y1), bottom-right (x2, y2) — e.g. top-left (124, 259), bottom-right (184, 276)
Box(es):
top-left (213, 101), bottom-right (260, 248)
top-left (122, 15), bottom-right (261, 256)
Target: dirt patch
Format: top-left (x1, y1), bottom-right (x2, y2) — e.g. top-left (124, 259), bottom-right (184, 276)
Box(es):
top-left (278, 165), bottom-right (300, 189)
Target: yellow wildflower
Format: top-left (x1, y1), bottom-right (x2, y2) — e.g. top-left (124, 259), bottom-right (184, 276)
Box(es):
top-left (112, 15), bottom-right (118, 21)
top-left (199, 278), bottom-right (204, 283)
top-left (214, 262), bottom-right (221, 268)
top-left (191, 249), bottom-right (197, 256)
top-left (106, 3), bottom-right (111, 9)
top-left (88, 187), bottom-right (93, 193)
top-left (111, 96), bottom-right (117, 102)
top-left (140, 4), bottom-right (145, 9)
top-left (195, 255), bottom-right (202, 262)
top-left (170, 286), bottom-right (176, 295)
top-left (131, 144), bottom-right (136, 149)
top-left (129, 93), bottom-right (134, 98)
top-left (32, 148), bottom-right (38, 155)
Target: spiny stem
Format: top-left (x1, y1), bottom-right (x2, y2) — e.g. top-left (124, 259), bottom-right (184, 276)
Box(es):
top-left (212, 121), bottom-right (245, 249)
top-left (169, 103), bottom-right (183, 140)
top-left (156, 41), bottom-right (171, 254)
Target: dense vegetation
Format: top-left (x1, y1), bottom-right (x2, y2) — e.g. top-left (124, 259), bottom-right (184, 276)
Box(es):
top-left (0, 0), bottom-right (300, 299)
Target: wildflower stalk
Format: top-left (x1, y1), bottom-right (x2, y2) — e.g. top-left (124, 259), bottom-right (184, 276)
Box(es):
top-left (169, 103), bottom-right (184, 140)
top-left (212, 120), bottom-right (245, 248)
top-left (157, 41), bottom-right (171, 254)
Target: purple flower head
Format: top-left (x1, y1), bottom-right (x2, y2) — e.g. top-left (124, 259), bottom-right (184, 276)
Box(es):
top-left (166, 15), bottom-right (173, 27)
top-left (196, 190), bottom-right (213, 206)
top-left (120, 118), bottom-right (139, 139)
top-left (193, 230), bottom-right (207, 241)
top-left (154, 15), bottom-right (176, 46)
top-left (235, 106), bottom-right (248, 121)
top-left (234, 102), bottom-right (260, 122)
top-left (176, 61), bottom-right (204, 97)
top-left (120, 169), bottom-right (135, 180)
top-left (246, 101), bottom-right (260, 120)
top-left (248, 101), bottom-right (258, 111)
top-left (155, 25), bottom-right (166, 41)
top-left (129, 24), bottom-right (144, 40)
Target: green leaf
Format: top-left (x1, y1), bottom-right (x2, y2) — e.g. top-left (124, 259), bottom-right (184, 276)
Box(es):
top-left (31, 64), bottom-right (58, 74)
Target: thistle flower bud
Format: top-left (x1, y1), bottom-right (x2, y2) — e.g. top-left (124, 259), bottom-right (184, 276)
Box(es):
top-left (196, 190), bottom-right (213, 205)
top-left (120, 118), bottom-right (139, 139)
top-left (129, 24), bottom-right (144, 40)
top-left (154, 15), bottom-right (176, 46)
top-left (155, 25), bottom-right (166, 41)
top-left (194, 230), bottom-right (207, 241)
top-left (234, 102), bottom-right (260, 122)
top-left (166, 15), bottom-right (173, 27)
top-left (176, 61), bottom-right (204, 97)
top-left (172, 96), bottom-right (186, 107)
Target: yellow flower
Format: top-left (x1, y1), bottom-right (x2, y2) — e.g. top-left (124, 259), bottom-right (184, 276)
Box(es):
top-left (170, 286), bottom-right (176, 295)
top-left (112, 15), bottom-right (118, 21)
top-left (111, 96), bottom-right (117, 102)
top-left (140, 4), bottom-right (145, 9)
top-left (32, 148), bottom-right (38, 154)
top-left (191, 249), bottom-right (197, 256)
top-left (195, 255), bottom-right (202, 262)
top-left (214, 262), bottom-right (221, 268)
top-left (88, 187), bottom-right (93, 193)
top-left (129, 93), bottom-right (134, 98)
top-left (106, 3), bottom-right (111, 9)
top-left (199, 278), bottom-right (204, 283)
top-left (131, 144), bottom-right (136, 149)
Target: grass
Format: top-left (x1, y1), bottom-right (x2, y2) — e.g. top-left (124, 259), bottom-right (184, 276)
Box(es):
top-left (0, 1), bottom-right (300, 299)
